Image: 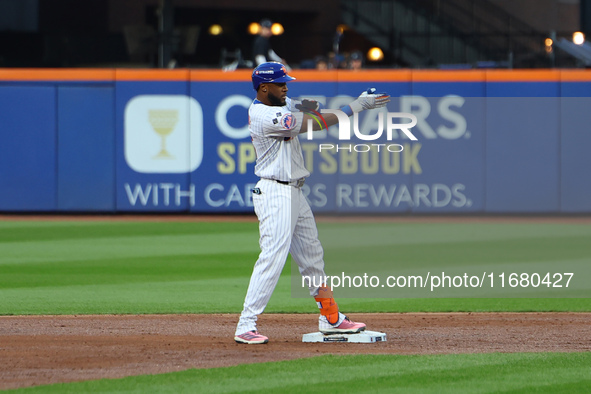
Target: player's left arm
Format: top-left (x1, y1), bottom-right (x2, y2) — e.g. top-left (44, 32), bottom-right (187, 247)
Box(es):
top-left (294, 88), bottom-right (391, 133)
top-left (293, 99), bottom-right (339, 132)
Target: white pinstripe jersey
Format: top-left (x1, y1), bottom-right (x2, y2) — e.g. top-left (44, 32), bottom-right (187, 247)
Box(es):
top-left (248, 97), bottom-right (309, 182)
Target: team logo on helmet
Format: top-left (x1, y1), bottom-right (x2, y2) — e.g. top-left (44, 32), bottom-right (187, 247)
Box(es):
top-left (252, 62), bottom-right (295, 90)
top-left (280, 113), bottom-right (296, 130)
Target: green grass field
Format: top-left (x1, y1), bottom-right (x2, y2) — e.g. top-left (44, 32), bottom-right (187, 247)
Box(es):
top-left (11, 353), bottom-right (591, 393)
top-left (1, 218), bottom-right (590, 393)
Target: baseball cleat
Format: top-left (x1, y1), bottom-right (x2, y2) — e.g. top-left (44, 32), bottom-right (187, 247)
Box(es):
top-left (234, 330), bottom-right (269, 344)
top-left (320, 316), bottom-right (366, 335)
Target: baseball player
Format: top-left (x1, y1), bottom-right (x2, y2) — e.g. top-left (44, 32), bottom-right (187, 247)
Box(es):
top-left (234, 62), bottom-right (390, 344)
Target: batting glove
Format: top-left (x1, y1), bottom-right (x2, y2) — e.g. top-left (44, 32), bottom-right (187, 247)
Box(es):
top-left (294, 99), bottom-right (321, 112)
top-left (347, 88), bottom-right (390, 113)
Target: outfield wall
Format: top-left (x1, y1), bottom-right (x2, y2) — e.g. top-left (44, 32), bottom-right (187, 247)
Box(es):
top-left (1, 69), bottom-right (590, 213)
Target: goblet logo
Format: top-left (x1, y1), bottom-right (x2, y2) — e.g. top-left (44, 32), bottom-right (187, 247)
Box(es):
top-left (148, 109), bottom-right (178, 159)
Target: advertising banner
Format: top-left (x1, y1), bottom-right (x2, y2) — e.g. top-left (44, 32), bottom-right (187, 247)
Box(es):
top-left (57, 86), bottom-right (116, 211)
top-left (2, 69), bottom-right (591, 213)
top-left (115, 80), bottom-right (193, 212)
top-left (0, 86), bottom-right (57, 211)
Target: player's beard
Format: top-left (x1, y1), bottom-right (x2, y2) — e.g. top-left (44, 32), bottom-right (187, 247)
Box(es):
top-left (268, 91), bottom-right (286, 106)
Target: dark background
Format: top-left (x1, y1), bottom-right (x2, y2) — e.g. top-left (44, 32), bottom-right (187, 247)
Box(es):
top-left (0, 0), bottom-right (588, 68)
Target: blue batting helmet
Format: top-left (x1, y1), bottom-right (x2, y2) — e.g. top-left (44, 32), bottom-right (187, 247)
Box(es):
top-left (252, 62), bottom-right (295, 90)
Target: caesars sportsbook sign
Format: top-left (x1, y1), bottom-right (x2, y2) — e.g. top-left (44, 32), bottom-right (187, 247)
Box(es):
top-left (119, 93), bottom-right (478, 213)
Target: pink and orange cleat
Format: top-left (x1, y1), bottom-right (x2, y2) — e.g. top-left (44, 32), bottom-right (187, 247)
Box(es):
top-left (320, 316), bottom-right (366, 334)
top-left (234, 330), bottom-right (269, 344)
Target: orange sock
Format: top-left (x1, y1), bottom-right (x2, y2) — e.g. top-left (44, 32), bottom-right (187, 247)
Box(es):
top-left (314, 285), bottom-right (339, 325)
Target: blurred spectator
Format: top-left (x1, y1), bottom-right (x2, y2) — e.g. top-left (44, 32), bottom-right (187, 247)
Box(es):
top-left (252, 19), bottom-right (287, 67)
top-left (328, 51), bottom-right (347, 69)
top-left (348, 51), bottom-right (364, 70)
top-left (315, 56), bottom-right (329, 70)
top-left (298, 59), bottom-right (316, 69)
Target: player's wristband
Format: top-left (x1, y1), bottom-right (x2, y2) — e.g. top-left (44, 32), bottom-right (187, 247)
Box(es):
top-left (340, 105), bottom-right (354, 117)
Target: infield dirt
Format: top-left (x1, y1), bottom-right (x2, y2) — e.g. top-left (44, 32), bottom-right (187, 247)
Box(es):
top-left (1, 312), bottom-right (590, 390)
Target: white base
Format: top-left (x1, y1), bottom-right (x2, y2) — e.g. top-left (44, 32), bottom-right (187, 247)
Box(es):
top-left (302, 330), bottom-right (387, 343)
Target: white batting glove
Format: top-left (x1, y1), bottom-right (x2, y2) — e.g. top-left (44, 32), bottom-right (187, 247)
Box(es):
top-left (348, 88), bottom-right (390, 113)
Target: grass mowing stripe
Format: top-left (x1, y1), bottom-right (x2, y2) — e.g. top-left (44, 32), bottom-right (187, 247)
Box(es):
top-left (0, 252), bottom-right (261, 288)
top-left (318, 222), bottom-right (591, 248)
top-left (1, 273), bottom-right (589, 315)
top-left (0, 276), bottom-right (259, 315)
top-left (335, 297), bottom-right (591, 313)
top-left (0, 254), bottom-right (590, 315)
top-left (0, 221), bottom-right (258, 243)
top-left (0, 221), bottom-right (589, 315)
top-left (325, 237), bottom-right (591, 269)
top-left (10, 353), bottom-right (591, 393)
top-left (2, 267), bottom-right (588, 315)
top-left (0, 232), bottom-right (259, 265)
top-left (0, 221), bottom-right (109, 229)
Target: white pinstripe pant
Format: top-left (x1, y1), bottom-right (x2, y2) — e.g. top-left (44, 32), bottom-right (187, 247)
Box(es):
top-left (235, 178), bottom-right (327, 335)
